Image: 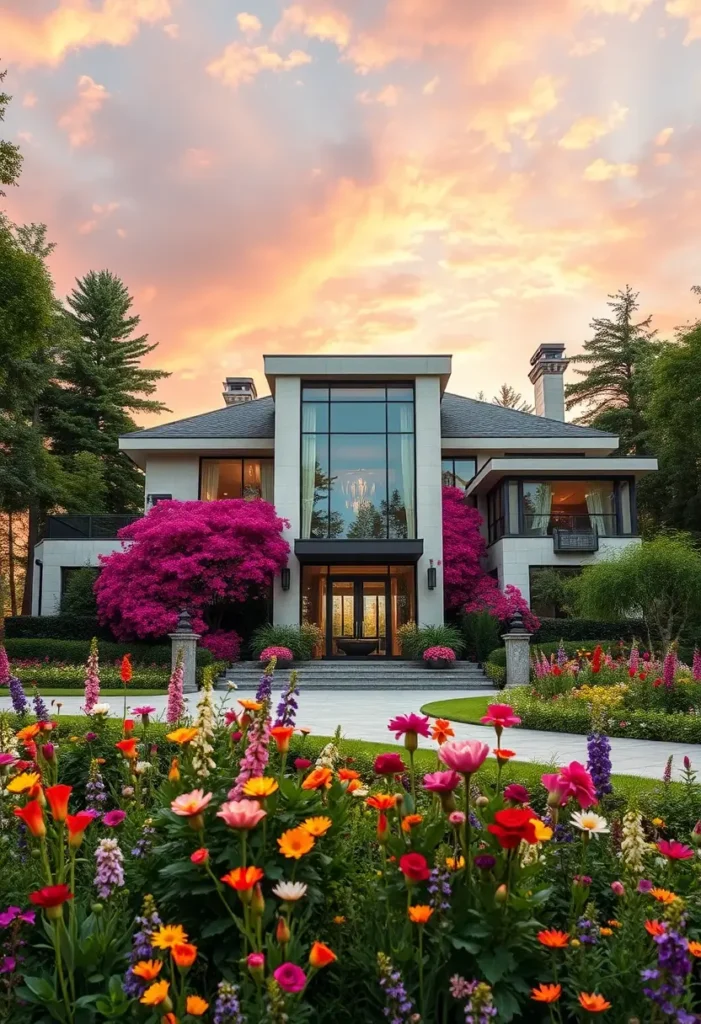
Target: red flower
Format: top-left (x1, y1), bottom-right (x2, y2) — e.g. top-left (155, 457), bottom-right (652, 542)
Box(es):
top-left (591, 645), bottom-right (603, 673)
top-left (628, 668), bottom-right (636, 678)
top-left (14, 799), bottom-right (46, 838)
top-left (399, 852), bottom-right (430, 883)
top-left (374, 753), bottom-right (406, 775)
top-left (552, 666), bottom-right (562, 676)
top-left (121, 655), bottom-right (133, 684)
top-left (66, 811), bottom-right (94, 847)
top-left (115, 738), bottom-right (138, 759)
top-left (191, 848), bottom-right (209, 865)
top-left (124, 719), bottom-right (135, 734)
top-left (29, 884), bottom-right (73, 918)
top-left (45, 784), bottom-right (72, 823)
top-left (639, 672), bottom-right (647, 681)
top-left (657, 839), bottom-right (694, 861)
top-left (488, 808), bottom-right (539, 849)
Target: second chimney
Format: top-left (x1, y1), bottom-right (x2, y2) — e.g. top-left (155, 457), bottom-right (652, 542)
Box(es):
top-left (528, 344), bottom-right (569, 421)
top-left (223, 377), bottom-right (257, 406)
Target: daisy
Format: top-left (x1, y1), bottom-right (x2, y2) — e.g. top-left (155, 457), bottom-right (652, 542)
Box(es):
top-left (570, 811), bottom-right (609, 836)
top-left (272, 881), bottom-right (308, 902)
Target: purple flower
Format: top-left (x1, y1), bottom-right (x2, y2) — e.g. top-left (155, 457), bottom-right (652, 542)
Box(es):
top-left (123, 899), bottom-right (161, 998)
top-left (638, 879), bottom-right (653, 893)
top-left (32, 689), bottom-right (49, 721)
top-left (474, 855), bottom-right (496, 870)
top-left (213, 980), bottom-right (245, 1024)
top-left (0, 956), bottom-right (16, 974)
top-left (0, 646), bottom-right (10, 686)
top-left (642, 926), bottom-right (693, 1022)
top-left (86, 759), bottom-right (107, 814)
top-left (428, 866), bottom-right (452, 912)
top-left (103, 810), bottom-right (126, 828)
top-left (9, 676), bottom-right (29, 716)
top-left (0, 908), bottom-right (20, 929)
top-left (18, 910), bottom-right (35, 925)
top-left (586, 731), bottom-right (613, 800)
top-left (378, 952), bottom-right (418, 1024)
top-left (274, 672), bottom-right (300, 728)
top-left (255, 665), bottom-right (273, 703)
top-left (84, 732), bottom-right (98, 742)
top-left (94, 838), bottom-right (124, 899)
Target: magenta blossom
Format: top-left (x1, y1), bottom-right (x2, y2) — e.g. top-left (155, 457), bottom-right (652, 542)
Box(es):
top-left (103, 810), bottom-right (127, 828)
top-left (132, 705), bottom-right (156, 716)
top-left (503, 783), bottom-right (530, 805)
top-left (0, 957), bottom-right (16, 974)
top-left (449, 811), bottom-right (466, 826)
top-left (610, 881), bottom-right (625, 896)
top-left (657, 839), bottom-right (694, 861)
top-left (247, 953), bottom-right (265, 969)
top-left (542, 762), bottom-right (597, 809)
top-left (480, 703), bottom-right (521, 730)
top-left (273, 962), bottom-right (307, 994)
top-left (0, 753), bottom-right (17, 768)
top-left (374, 753), bottom-right (406, 775)
top-left (422, 770), bottom-right (461, 793)
top-left (438, 739), bottom-right (490, 775)
top-left (388, 713), bottom-right (431, 740)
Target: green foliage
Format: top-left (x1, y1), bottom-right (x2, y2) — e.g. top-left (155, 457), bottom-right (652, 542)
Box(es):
top-left (4, 615), bottom-right (115, 640)
top-left (397, 622), bottom-right (465, 659)
top-left (59, 567), bottom-right (99, 617)
top-left (529, 567), bottom-right (579, 618)
top-left (0, 65), bottom-right (22, 194)
top-left (531, 618), bottom-right (643, 645)
top-left (4, 636), bottom-right (215, 667)
top-left (487, 639), bottom-right (633, 668)
top-left (576, 534), bottom-right (701, 648)
top-left (461, 611), bottom-right (501, 662)
top-left (57, 452), bottom-right (109, 514)
top-left (483, 661), bottom-right (506, 689)
top-left (12, 664), bottom-right (170, 690)
top-left (250, 622), bottom-right (323, 660)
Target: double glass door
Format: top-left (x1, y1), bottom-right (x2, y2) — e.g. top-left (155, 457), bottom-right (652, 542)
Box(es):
top-left (328, 576), bottom-right (388, 657)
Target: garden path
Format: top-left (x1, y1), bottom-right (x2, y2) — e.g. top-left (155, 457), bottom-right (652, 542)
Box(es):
top-left (2, 687), bottom-right (700, 781)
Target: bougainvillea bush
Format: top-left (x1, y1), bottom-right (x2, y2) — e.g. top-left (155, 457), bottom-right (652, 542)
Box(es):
top-left (95, 499), bottom-right (290, 640)
top-left (3, 667), bottom-right (701, 1022)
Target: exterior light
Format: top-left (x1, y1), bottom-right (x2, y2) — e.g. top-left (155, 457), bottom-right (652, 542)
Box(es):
top-left (427, 560), bottom-right (437, 591)
top-left (281, 567), bottom-right (291, 591)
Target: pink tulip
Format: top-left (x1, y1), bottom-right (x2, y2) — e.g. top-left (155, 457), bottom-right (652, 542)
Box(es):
top-left (449, 811), bottom-right (466, 825)
top-left (216, 799), bottom-right (267, 830)
top-left (438, 739), bottom-right (490, 775)
top-left (422, 770), bottom-right (461, 793)
top-left (610, 881), bottom-right (625, 896)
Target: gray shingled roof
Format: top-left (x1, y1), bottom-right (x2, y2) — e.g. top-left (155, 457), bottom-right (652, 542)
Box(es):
top-left (121, 391), bottom-right (614, 441)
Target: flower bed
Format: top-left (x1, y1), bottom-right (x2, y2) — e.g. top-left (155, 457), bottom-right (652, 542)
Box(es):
top-left (2, 671), bottom-right (701, 1022)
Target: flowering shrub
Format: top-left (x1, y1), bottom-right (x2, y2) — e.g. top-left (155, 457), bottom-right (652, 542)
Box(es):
top-left (423, 646), bottom-right (456, 661)
top-left (3, 671), bottom-right (701, 1021)
top-left (200, 629), bottom-right (242, 663)
top-left (259, 646), bottom-right (294, 662)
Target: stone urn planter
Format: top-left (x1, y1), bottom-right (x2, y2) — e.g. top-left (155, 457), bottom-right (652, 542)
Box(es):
top-left (422, 646), bottom-right (456, 670)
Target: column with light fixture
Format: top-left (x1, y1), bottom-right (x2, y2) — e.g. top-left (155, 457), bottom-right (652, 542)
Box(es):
top-left (414, 377), bottom-right (445, 624)
top-left (272, 377), bottom-right (301, 625)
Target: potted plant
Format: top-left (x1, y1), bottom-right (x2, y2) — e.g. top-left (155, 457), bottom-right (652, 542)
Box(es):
top-left (423, 645), bottom-right (456, 670)
top-left (259, 645), bottom-right (294, 669)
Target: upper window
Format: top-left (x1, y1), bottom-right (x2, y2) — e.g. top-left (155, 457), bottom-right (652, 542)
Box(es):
top-left (522, 480), bottom-right (616, 537)
top-left (442, 458), bottom-right (476, 491)
top-left (200, 458), bottom-right (274, 502)
top-left (301, 384), bottom-right (416, 539)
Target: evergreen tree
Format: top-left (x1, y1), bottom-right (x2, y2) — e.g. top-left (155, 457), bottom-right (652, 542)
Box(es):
top-left (492, 383), bottom-right (534, 414)
top-left (565, 286), bottom-right (658, 454)
top-left (0, 65), bottom-right (22, 194)
top-left (45, 271), bottom-right (170, 513)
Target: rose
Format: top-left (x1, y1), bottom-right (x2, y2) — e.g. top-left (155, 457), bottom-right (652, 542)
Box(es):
top-left (273, 963), bottom-right (306, 994)
top-left (373, 753), bottom-right (406, 775)
top-left (399, 852), bottom-right (430, 883)
top-left (487, 808), bottom-right (539, 849)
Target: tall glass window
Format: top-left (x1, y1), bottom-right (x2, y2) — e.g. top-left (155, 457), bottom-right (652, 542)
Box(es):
top-left (200, 459), bottom-right (274, 502)
top-left (301, 385), bottom-right (415, 539)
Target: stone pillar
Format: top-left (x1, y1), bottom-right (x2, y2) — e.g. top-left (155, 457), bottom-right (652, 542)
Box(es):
top-left (168, 607), bottom-right (200, 693)
top-left (501, 610), bottom-right (532, 689)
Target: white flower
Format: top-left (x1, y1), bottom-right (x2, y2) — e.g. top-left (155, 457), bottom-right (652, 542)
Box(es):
top-left (571, 811), bottom-right (610, 836)
top-left (351, 787), bottom-right (369, 798)
top-left (227, 682), bottom-right (238, 690)
top-left (91, 703), bottom-right (111, 716)
top-left (272, 881), bottom-right (308, 902)
top-left (135, 761), bottom-right (151, 774)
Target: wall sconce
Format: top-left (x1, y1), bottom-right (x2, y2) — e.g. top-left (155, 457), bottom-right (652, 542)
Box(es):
top-left (281, 568), bottom-right (291, 591)
top-left (427, 560), bottom-right (437, 591)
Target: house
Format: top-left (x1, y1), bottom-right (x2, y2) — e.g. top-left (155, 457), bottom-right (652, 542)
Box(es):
top-left (31, 348), bottom-right (657, 657)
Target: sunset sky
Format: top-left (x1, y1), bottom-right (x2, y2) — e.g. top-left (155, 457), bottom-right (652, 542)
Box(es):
top-left (2, 0), bottom-right (701, 427)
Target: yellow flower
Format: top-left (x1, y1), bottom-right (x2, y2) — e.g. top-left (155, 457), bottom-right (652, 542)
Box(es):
top-left (277, 827), bottom-right (315, 859)
top-left (238, 699), bottom-right (263, 712)
top-left (151, 924), bottom-right (188, 950)
top-left (300, 816), bottom-right (333, 837)
top-left (652, 817), bottom-right (665, 827)
top-left (186, 995), bottom-right (209, 1016)
top-left (333, 916), bottom-right (346, 925)
top-left (530, 818), bottom-right (553, 842)
top-left (445, 856), bottom-right (465, 870)
top-left (6, 772), bottom-right (41, 794)
top-left (166, 727), bottom-right (199, 745)
top-left (140, 980), bottom-right (170, 1006)
top-left (243, 777), bottom-right (279, 799)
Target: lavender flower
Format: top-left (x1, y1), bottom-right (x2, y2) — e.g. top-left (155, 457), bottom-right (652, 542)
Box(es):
top-left (553, 823), bottom-right (575, 844)
top-left (213, 980), bottom-right (246, 1024)
top-left (86, 759), bottom-right (107, 814)
top-left (428, 866), bottom-right (452, 912)
top-left (577, 918), bottom-right (598, 946)
top-left (378, 952), bottom-right (420, 1024)
top-left (642, 926), bottom-right (694, 1023)
top-left (587, 731), bottom-right (613, 800)
top-left (123, 896), bottom-right (161, 997)
top-left (94, 838), bottom-right (124, 900)
top-left (274, 670), bottom-right (299, 727)
top-left (255, 662), bottom-right (274, 703)
top-left (131, 820), bottom-right (155, 859)
top-left (8, 676), bottom-right (29, 716)
top-left (32, 689), bottom-right (49, 721)
top-left (450, 977), bottom-right (497, 1022)
top-left (556, 641), bottom-right (567, 667)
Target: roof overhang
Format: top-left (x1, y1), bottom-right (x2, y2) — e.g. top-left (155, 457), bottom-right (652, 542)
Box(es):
top-left (441, 436), bottom-right (618, 455)
top-left (118, 436), bottom-right (274, 469)
top-left (294, 539), bottom-right (424, 565)
top-left (466, 457), bottom-right (658, 497)
top-left (264, 354), bottom-right (452, 395)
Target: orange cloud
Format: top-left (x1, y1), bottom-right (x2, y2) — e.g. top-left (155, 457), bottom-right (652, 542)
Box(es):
top-left (468, 75), bottom-right (560, 151)
top-left (655, 127), bottom-right (674, 146)
top-left (584, 158), bottom-right (639, 180)
top-left (163, 22), bottom-right (179, 38)
top-left (558, 101), bottom-right (627, 149)
top-left (357, 84), bottom-right (401, 106)
top-left (181, 148), bottom-right (215, 174)
top-left (422, 76), bottom-right (439, 95)
top-left (666, 0), bottom-right (701, 42)
top-left (579, 0), bottom-right (653, 18)
top-left (569, 36), bottom-right (606, 54)
top-left (237, 12), bottom-right (262, 38)
top-left (207, 43), bottom-right (312, 88)
top-left (1, 0), bottom-right (171, 68)
top-left (274, 4), bottom-right (352, 47)
top-left (58, 75), bottom-right (110, 147)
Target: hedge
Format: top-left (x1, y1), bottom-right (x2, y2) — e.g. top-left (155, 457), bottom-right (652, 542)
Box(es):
top-left (483, 661), bottom-right (506, 689)
top-left (530, 618), bottom-right (644, 645)
top-left (3, 637), bottom-right (215, 667)
top-left (4, 615), bottom-right (116, 640)
top-left (5, 659), bottom-right (225, 690)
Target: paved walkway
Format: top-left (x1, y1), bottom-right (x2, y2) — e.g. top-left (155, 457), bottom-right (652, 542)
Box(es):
top-left (4, 688), bottom-right (700, 780)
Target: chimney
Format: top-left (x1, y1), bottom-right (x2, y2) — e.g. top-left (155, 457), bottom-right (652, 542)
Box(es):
top-left (223, 377), bottom-right (257, 406)
top-left (528, 344), bottom-right (569, 421)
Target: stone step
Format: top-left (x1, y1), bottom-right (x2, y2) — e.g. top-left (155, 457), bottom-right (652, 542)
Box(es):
top-left (216, 679), bottom-right (493, 692)
top-left (214, 659), bottom-right (491, 691)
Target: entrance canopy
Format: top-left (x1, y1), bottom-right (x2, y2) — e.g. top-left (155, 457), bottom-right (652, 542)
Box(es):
top-left (294, 539), bottom-right (423, 565)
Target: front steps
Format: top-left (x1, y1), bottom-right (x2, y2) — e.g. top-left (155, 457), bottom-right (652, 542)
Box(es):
top-left (215, 660), bottom-right (493, 692)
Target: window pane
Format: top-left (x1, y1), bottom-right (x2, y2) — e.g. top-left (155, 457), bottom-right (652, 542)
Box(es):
top-left (302, 402), bottom-right (329, 432)
top-left (330, 387), bottom-right (385, 401)
top-left (330, 434), bottom-right (387, 538)
top-left (387, 387), bottom-right (414, 401)
top-left (302, 436), bottom-right (333, 538)
top-left (453, 459), bottom-right (476, 488)
top-left (387, 402), bottom-right (414, 432)
top-left (201, 459), bottom-right (242, 500)
top-left (302, 387), bottom-right (328, 400)
top-left (387, 434), bottom-right (415, 538)
top-left (390, 567), bottom-right (415, 655)
top-left (508, 481), bottom-right (519, 533)
top-left (619, 481), bottom-right (632, 533)
top-left (441, 459), bottom-right (455, 487)
top-left (330, 402), bottom-right (386, 432)
top-left (243, 460), bottom-right (262, 499)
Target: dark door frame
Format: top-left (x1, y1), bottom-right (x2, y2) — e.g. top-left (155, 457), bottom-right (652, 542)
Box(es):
top-left (325, 573), bottom-right (390, 659)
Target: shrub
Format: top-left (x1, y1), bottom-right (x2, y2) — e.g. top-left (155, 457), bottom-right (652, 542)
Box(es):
top-left (4, 615), bottom-right (115, 641)
top-left (461, 610), bottom-right (502, 662)
top-left (422, 645), bottom-right (455, 661)
top-left (260, 645), bottom-right (294, 661)
top-left (250, 623), bottom-right (322, 660)
top-left (200, 629), bottom-right (241, 663)
top-left (531, 618), bottom-right (643, 645)
top-left (396, 623), bottom-right (465, 660)
top-left (484, 661), bottom-right (506, 689)
top-left (60, 567), bottom-right (99, 617)
top-left (3, 637), bottom-right (215, 667)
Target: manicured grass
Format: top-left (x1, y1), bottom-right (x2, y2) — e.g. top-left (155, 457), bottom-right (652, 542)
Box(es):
top-left (420, 695), bottom-right (491, 724)
top-left (34, 688), bottom-right (167, 697)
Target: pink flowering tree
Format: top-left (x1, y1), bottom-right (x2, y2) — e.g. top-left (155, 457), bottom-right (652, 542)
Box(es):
top-left (441, 486), bottom-right (539, 632)
top-left (96, 499), bottom-right (290, 641)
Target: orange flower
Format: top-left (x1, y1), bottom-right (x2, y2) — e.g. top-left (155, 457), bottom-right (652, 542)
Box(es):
top-left (277, 827), bottom-right (315, 859)
top-left (243, 777), bottom-right (279, 799)
top-left (650, 888), bottom-right (677, 905)
top-left (186, 996), bottom-right (208, 1016)
top-left (578, 992), bottom-right (611, 1012)
top-left (401, 814), bottom-right (423, 833)
top-left (531, 983), bottom-right (561, 1004)
top-left (537, 930), bottom-right (569, 948)
top-left (115, 738), bottom-right (138, 759)
top-left (366, 793), bottom-right (397, 811)
top-left (238, 699), bottom-right (263, 712)
top-left (431, 719), bottom-right (454, 745)
top-left (302, 767), bottom-right (333, 790)
top-left (140, 979), bottom-right (169, 1006)
top-left (645, 920), bottom-right (666, 937)
top-left (168, 758), bottom-right (180, 782)
top-left (301, 816), bottom-right (333, 837)
top-left (45, 784), bottom-right (72, 823)
top-left (408, 905), bottom-right (433, 924)
top-left (270, 726), bottom-right (295, 753)
top-left (166, 727), bottom-right (199, 745)
top-left (688, 941), bottom-right (701, 958)
top-left (338, 768), bottom-right (360, 781)
top-left (221, 866), bottom-right (265, 891)
top-left (163, 1015), bottom-right (178, 1024)
top-left (121, 654), bottom-right (132, 684)
top-left (13, 799), bottom-right (46, 838)
top-left (607, 920), bottom-right (621, 928)
top-left (494, 749), bottom-right (516, 761)
top-left (347, 779), bottom-right (363, 793)
top-left (132, 960), bottom-right (162, 981)
top-left (599, 927), bottom-right (613, 937)
top-left (309, 941), bottom-right (337, 968)
top-left (16, 723), bottom-right (41, 742)
top-left (171, 942), bottom-right (197, 968)
top-left (151, 925), bottom-right (188, 950)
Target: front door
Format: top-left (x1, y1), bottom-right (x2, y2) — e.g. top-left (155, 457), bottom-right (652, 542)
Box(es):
top-left (327, 576), bottom-right (388, 657)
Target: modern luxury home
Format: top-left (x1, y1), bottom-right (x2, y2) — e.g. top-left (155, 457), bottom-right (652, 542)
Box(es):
top-left (32, 348), bottom-right (657, 658)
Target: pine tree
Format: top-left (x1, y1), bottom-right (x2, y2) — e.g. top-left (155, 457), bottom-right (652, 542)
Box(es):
top-left (492, 383), bottom-right (534, 414)
top-left (0, 65), bottom-right (22, 194)
top-left (45, 271), bottom-right (170, 512)
top-left (565, 286), bottom-right (658, 454)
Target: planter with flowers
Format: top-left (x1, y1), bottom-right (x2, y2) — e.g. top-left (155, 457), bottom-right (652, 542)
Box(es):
top-left (259, 645), bottom-right (294, 668)
top-left (423, 645), bottom-right (456, 670)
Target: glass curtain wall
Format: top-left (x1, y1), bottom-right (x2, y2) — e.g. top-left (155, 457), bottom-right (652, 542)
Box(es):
top-left (301, 386), bottom-right (416, 539)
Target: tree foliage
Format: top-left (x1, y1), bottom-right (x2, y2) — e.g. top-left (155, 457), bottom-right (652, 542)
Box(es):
top-left (492, 383), bottom-right (534, 414)
top-left (0, 65), bottom-right (22, 194)
top-left (60, 567), bottom-right (99, 617)
top-left (95, 499), bottom-right (290, 640)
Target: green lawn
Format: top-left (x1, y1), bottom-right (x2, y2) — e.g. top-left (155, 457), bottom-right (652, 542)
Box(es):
top-left (31, 688), bottom-right (167, 697)
top-left (421, 695), bottom-right (491, 724)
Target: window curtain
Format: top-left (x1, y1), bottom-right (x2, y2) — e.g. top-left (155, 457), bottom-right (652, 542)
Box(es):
top-left (201, 460), bottom-right (220, 501)
top-left (399, 405), bottom-right (416, 539)
top-left (586, 484), bottom-right (610, 536)
top-left (260, 461), bottom-right (274, 503)
top-left (532, 483), bottom-right (552, 535)
top-left (301, 405), bottom-right (319, 538)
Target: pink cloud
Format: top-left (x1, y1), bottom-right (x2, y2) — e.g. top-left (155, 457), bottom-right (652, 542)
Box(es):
top-left (58, 75), bottom-right (110, 147)
top-left (207, 42), bottom-right (312, 88)
top-left (274, 4), bottom-right (352, 47)
top-left (666, 0), bottom-right (701, 42)
top-left (237, 12), bottom-right (262, 38)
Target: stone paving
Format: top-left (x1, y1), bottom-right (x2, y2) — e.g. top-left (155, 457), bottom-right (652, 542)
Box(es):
top-left (3, 687), bottom-right (700, 781)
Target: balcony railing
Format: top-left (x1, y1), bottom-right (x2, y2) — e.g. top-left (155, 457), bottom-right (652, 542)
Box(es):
top-left (40, 515), bottom-right (142, 540)
top-left (522, 513), bottom-right (618, 537)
